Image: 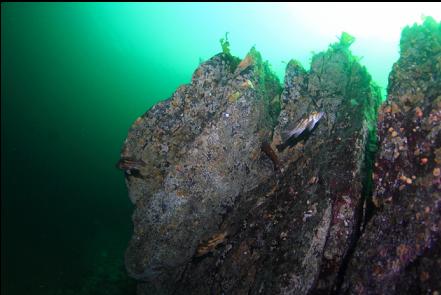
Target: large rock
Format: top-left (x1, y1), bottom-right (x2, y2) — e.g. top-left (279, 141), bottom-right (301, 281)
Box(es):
top-left (120, 48), bottom-right (282, 291)
top-left (120, 20), bottom-right (440, 295)
top-left (341, 17), bottom-right (441, 295)
top-left (123, 35), bottom-right (381, 294)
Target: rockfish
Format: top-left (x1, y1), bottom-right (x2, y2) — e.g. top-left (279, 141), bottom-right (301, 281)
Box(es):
top-left (277, 111), bottom-right (324, 152)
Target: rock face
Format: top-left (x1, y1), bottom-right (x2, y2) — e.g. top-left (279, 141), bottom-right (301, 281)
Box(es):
top-left (120, 19), bottom-right (440, 295)
top-left (120, 48), bottom-right (282, 291)
top-left (169, 37), bottom-right (381, 295)
top-left (341, 17), bottom-right (441, 294)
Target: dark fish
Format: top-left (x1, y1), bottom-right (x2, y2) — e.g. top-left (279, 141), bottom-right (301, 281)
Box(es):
top-left (116, 158), bottom-right (146, 177)
top-left (277, 111), bottom-right (324, 152)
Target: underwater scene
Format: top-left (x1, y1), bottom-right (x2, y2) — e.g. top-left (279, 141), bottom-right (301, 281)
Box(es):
top-left (2, 3), bottom-right (441, 295)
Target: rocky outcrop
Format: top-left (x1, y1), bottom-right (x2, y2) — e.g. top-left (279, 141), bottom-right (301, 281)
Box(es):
top-left (341, 17), bottom-right (441, 295)
top-left (119, 18), bottom-right (440, 295)
top-left (120, 48), bottom-right (282, 292)
top-left (169, 35), bottom-right (381, 295)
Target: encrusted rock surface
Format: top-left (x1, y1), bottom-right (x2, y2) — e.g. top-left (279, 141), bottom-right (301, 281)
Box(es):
top-left (169, 36), bottom-right (381, 295)
top-left (120, 18), bottom-right (440, 295)
top-left (341, 17), bottom-right (441, 295)
top-left (121, 48), bottom-right (282, 289)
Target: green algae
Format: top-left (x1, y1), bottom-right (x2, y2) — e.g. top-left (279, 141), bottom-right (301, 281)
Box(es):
top-left (219, 32), bottom-right (231, 55)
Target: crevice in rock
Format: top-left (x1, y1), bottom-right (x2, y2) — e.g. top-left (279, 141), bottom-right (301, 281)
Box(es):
top-left (360, 126), bottom-right (379, 233)
top-left (332, 100), bottom-right (382, 294)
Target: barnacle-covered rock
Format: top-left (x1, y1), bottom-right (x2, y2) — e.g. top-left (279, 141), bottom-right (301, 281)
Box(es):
top-left (170, 35), bottom-right (381, 294)
top-left (342, 17), bottom-right (441, 295)
top-left (120, 48), bottom-right (282, 291)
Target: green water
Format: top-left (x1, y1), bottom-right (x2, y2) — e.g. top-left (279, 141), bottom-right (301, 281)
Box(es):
top-left (2, 3), bottom-right (440, 295)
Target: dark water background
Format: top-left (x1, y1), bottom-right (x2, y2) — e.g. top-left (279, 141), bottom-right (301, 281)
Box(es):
top-left (1, 3), bottom-right (187, 294)
top-left (2, 3), bottom-right (440, 295)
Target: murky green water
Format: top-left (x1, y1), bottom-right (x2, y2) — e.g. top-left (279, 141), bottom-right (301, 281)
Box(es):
top-left (2, 3), bottom-right (440, 295)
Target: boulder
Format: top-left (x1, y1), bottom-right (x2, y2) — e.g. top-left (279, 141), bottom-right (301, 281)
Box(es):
top-left (120, 48), bottom-right (282, 292)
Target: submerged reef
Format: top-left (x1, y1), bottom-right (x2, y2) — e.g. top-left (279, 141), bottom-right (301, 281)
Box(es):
top-left (119, 19), bottom-right (440, 295)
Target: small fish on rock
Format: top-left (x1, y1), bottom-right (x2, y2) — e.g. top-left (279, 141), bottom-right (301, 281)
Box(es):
top-left (277, 111), bottom-right (324, 152)
top-left (116, 157), bottom-right (146, 177)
